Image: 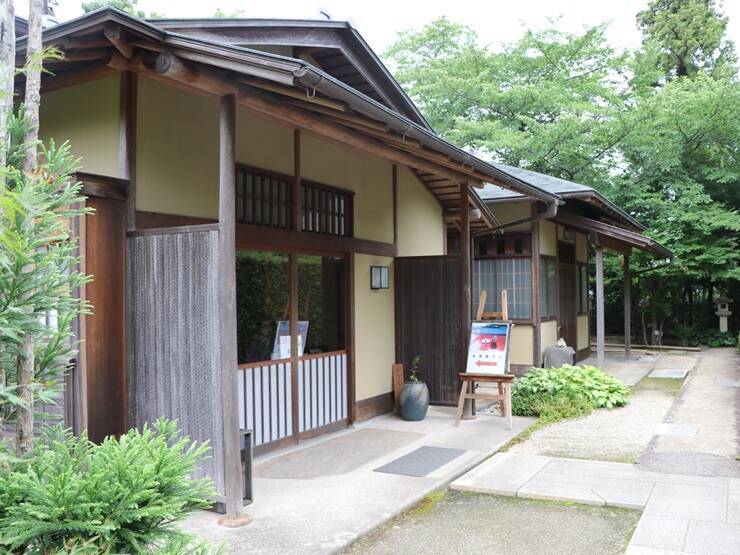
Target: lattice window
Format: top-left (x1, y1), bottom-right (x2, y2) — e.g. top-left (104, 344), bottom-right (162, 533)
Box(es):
top-left (473, 258), bottom-right (532, 319)
top-left (301, 181), bottom-right (354, 237)
top-left (540, 257), bottom-right (557, 318)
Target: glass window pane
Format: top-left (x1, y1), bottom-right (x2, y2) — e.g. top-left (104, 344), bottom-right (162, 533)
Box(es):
top-left (298, 255), bottom-right (346, 354)
top-left (235, 251), bottom-right (290, 363)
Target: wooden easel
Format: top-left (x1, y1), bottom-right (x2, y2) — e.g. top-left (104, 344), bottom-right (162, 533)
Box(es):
top-left (455, 289), bottom-right (513, 430)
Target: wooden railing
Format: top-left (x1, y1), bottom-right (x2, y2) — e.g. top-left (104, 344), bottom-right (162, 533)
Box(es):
top-left (237, 350), bottom-right (347, 449)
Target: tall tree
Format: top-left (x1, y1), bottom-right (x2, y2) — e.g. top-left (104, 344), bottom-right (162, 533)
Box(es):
top-left (636, 0), bottom-right (736, 80)
top-left (0, 0), bottom-right (14, 181)
top-left (15, 0), bottom-right (43, 455)
top-left (385, 18), bottom-right (630, 186)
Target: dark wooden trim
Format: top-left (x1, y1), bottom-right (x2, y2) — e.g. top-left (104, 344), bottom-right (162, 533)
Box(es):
top-left (624, 252), bottom-right (631, 360)
top-left (119, 71), bottom-right (137, 230)
top-left (346, 252), bottom-right (356, 424)
top-left (235, 223), bottom-right (396, 257)
top-left (540, 316), bottom-right (558, 323)
top-left (575, 347), bottom-right (590, 362)
top-left (217, 93), bottom-right (243, 517)
top-left (76, 172), bottom-right (130, 201)
top-left (126, 223), bottom-right (219, 237)
top-left (236, 162), bottom-right (355, 198)
top-left (292, 129), bottom-right (301, 231)
top-left (392, 164), bottom-right (398, 247)
top-left (253, 434), bottom-right (295, 457)
top-left (459, 181), bottom-right (471, 367)
top-left (135, 210), bottom-right (215, 229)
top-left (289, 253), bottom-right (299, 445)
top-left (298, 418), bottom-right (348, 441)
top-left (356, 392), bottom-right (394, 422)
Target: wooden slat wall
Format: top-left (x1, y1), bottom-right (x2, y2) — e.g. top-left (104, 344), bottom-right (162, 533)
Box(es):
top-left (395, 256), bottom-right (462, 405)
top-left (126, 229), bottom-right (225, 494)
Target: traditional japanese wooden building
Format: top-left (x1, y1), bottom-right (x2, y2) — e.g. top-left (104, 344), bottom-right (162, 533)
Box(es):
top-left (15, 7), bottom-right (670, 516)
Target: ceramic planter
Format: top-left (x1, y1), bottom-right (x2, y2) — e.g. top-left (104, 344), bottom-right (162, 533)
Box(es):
top-left (399, 381), bottom-right (429, 421)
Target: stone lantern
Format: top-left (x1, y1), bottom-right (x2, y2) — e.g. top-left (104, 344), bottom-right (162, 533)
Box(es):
top-left (714, 295), bottom-right (733, 333)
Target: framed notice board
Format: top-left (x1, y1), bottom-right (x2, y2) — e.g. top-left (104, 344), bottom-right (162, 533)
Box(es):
top-left (465, 321), bottom-right (512, 375)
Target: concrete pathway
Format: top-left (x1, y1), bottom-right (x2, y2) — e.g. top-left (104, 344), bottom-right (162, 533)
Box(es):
top-left (639, 348), bottom-right (740, 478)
top-left (183, 407), bottom-right (533, 554)
top-left (451, 453), bottom-right (740, 554)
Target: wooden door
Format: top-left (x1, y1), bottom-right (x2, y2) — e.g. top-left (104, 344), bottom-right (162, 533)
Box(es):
top-left (558, 265), bottom-right (577, 349)
top-left (395, 256), bottom-right (462, 405)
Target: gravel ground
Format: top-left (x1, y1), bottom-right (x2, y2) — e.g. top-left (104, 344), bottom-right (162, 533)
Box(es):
top-left (505, 376), bottom-right (686, 463)
top-left (345, 490), bottom-right (640, 555)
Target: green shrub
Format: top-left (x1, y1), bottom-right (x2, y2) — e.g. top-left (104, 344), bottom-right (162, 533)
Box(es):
top-left (512, 365), bottom-right (630, 422)
top-left (0, 419), bottom-right (216, 553)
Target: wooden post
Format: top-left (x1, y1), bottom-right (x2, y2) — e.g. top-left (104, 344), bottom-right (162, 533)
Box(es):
top-left (531, 205), bottom-right (541, 366)
top-left (392, 164), bottom-right (398, 247)
top-left (595, 244), bottom-right (605, 367)
top-left (292, 129), bottom-right (301, 231)
top-left (290, 130), bottom-right (301, 442)
top-left (459, 182), bottom-right (473, 417)
top-left (120, 71), bottom-right (137, 230)
top-left (624, 252), bottom-right (631, 361)
top-left (217, 94), bottom-right (244, 521)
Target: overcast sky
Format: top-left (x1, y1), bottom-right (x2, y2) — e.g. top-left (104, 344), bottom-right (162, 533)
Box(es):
top-left (18, 0), bottom-right (740, 58)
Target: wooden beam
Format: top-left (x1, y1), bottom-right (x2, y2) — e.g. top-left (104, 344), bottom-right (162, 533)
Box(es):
top-left (460, 181), bottom-right (472, 416)
top-left (392, 164), bottom-right (398, 247)
top-left (104, 23), bottom-right (133, 59)
top-left (217, 94), bottom-right (244, 520)
top-left (119, 71), bottom-right (137, 230)
top-left (39, 64), bottom-right (116, 94)
top-left (240, 76), bottom-right (347, 111)
top-left (595, 244), bottom-right (605, 367)
top-left (624, 252), bottom-right (631, 361)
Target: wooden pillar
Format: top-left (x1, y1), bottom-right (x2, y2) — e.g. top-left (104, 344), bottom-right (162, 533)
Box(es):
top-left (392, 164), bottom-right (398, 248)
top-left (292, 129), bottom-right (302, 231)
top-left (460, 182), bottom-right (473, 416)
top-left (217, 94), bottom-right (244, 519)
top-left (119, 71), bottom-right (137, 230)
top-left (531, 205), bottom-right (541, 366)
top-left (290, 130), bottom-right (301, 442)
top-left (624, 252), bottom-right (631, 361)
top-left (595, 244), bottom-right (605, 367)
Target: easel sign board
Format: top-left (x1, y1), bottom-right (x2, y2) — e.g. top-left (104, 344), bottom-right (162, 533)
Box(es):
top-left (272, 320), bottom-right (309, 359)
top-left (465, 321), bottom-right (512, 375)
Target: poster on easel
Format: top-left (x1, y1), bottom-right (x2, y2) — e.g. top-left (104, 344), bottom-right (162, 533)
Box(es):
top-left (465, 321), bottom-right (512, 375)
top-left (272, 320), bottom-right (309, 359)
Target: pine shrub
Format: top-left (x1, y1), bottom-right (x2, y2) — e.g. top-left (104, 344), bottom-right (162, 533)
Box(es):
top-left (0, 419), bottom-right (216, 553)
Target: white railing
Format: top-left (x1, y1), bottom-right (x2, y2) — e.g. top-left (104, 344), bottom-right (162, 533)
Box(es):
top-left (237, 350), bottom-right (347, 449)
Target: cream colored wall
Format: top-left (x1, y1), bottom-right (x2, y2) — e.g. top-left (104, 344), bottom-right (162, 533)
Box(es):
top-left (301, 133), bottom-right (393, 244)
top-left (488, 201), bottom-right (533, 232)
top-left (576, 231), bottom-right (588, 262)
top-left (236, 107), bottom-right (294, 175)
top-left (577, 315), bottom-right (589, 351)
top-left (396, 165), bottom-right (444, 256)
top-left (354, 254), bottom-right (395, 400)
top-left (510, 325), bottom-right (534, 367)
top-left (541, 319), bottom-right (559, 362)
top-left (39, 76), bottom-right (120, 177)
top-left (136, 76), bottom-right (220, 218)
top-left (539, 220), bottom-right (557, 257)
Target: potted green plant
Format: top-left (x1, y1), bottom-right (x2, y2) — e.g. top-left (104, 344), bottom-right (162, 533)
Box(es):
top-left (399, 355), bottom-right (429, 421)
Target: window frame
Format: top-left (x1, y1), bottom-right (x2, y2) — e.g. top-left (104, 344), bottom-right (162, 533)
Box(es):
top-left (539, 255), bottom-right (558, 321)
top-left (576, 262), bottom-right (589, 315)
top-left (473, 256), bottom-right (533, 321)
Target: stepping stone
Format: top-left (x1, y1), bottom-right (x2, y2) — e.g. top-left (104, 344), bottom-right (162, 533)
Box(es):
top-left (649, 368), bottom-right (688, 379)
top-left (656, 423), bottom-right (698, 437)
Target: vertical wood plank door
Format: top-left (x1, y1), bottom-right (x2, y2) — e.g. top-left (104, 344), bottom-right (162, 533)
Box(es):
top-left (558, 265), bottom-right (577, 350)
top-left (395, 256), bottom-right (462, 405)
top-left (85, 196), bottom-right (126, 442)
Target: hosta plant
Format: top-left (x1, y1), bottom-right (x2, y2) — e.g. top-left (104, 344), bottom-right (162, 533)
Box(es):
top-left (512, 365), bottom-right (630, 422)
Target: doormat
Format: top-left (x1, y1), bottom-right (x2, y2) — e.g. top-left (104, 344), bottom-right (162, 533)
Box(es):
top-left (374, 446), bottom-right (466, 477)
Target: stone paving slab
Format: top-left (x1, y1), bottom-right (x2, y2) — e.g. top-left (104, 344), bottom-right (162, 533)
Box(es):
top-left (649, 368), bottom-right (689, 379)
top-left (656, 423), bottom-right (699, 437)
top-left (452, 453), bottom-right (738, 554)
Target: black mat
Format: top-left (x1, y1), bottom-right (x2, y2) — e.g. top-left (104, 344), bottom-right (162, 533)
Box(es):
top-left (374, 446), bottom-right (466, 477)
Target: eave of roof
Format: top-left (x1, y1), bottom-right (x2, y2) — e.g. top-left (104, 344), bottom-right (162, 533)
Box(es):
top-left (17, 7), bottom-right (560, 206)
top-left (146, 17), bottom-right (434, 132)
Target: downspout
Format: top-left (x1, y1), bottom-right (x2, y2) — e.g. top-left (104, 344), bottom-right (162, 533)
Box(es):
top-left (474, 199), bottom-right (562, 237)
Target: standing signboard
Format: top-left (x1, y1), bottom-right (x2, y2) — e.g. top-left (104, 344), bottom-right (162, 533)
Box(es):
top-left (272, 320), bottom-right (309, 359)
top-left (465, 321), bottom-right (512, 375)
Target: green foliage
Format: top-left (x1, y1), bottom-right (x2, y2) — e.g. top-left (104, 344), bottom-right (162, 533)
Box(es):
top-left (511, 365), bottom-right (631, 422)
top-left (636, 0), bottom-right (736, 79)
top-left (385, 6), bottom-right (740, 342)
top-left (0, 108), bottom-right (91, 430)
top-left (674, 326), bottom-right (737, 347)
top-left (0, 419), bottom-right (216, 553)
top-left (407, 355), bottom-right (422, 383)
